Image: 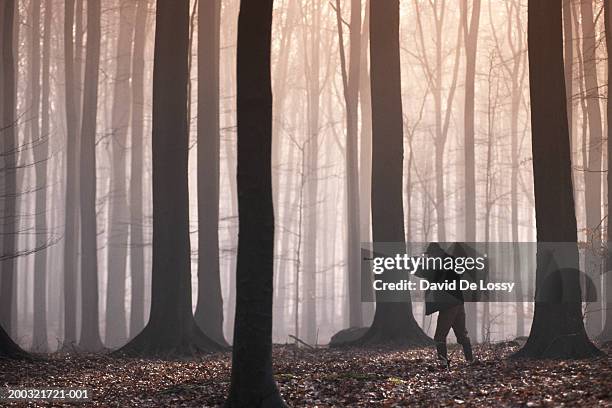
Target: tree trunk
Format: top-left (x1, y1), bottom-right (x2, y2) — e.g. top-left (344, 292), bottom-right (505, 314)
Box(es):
top-left (129, 0), bottom-right (149, 339)
top-left (462, 0), bottom-right (481, 341)
top-left (79, 0), bottom-right (103, 352)
top-left (601, 0), bottom-right (612, 343)
top-left (62, 0), bottom-right (80, 349)
top-left (118, 0), bottom-right (222, 357)
top-left (359, 0), bottom-right (375, 324)
top-left (194, 0), bottom-right (227, 347)
top-left (300, 0), bottom-right (321, 347)
top-left (0, 0), bottom-right (17, 338)
top-left (512, 0), bottom-right (601, 359)
top-left (105, 0), bottom-right (136, 349)
top-left (31, 0), bottom-right (51, 352)
top-left (0, 324), bottom-right (27, 359)
top-left (225, 0), bottom-right (286, 405)
top-left (356, 0), bottom-right (431, 347)
top-left (579, 0), bottom-right (604, 337)
top-left (334, 0), bottom-right (363, 330)
top-left (271, 0), bottom-right (297, 342)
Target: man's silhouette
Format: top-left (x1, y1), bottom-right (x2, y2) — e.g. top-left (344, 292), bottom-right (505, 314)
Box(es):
top-left (418, 243), bottom-right (474, 367)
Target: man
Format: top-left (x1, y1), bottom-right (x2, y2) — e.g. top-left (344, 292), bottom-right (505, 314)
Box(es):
top-left (418, 243), bottom-right (475, 367)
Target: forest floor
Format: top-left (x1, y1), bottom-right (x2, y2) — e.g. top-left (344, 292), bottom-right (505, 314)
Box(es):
top-left (0, 341), bottom-right (610, 407)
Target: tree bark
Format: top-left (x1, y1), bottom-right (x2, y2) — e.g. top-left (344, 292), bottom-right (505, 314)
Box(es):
top-left (601, 0), bottom-right (612, 343)
top-left (225, 0), bottom-right (286, 405)
top-left (105, 0), bottom-right (136, 349)
top-left (512, 0), bottom-right (601, 359)
top-left (462, 0), bottom-right (481, 341)
top-left (31, 0), bottom-right (51, 352)
top-left (356, 0), bottom-right (432, 347)
top-left (79, 0), bottom-right (103, 352)
top-left (118, 0), bottom-right (222, 357)
top-left (579, 0), bottom-right (604, 337)
top-left (335, 0), bottom-right (363, 329)
top-left (0, 0), bottom-right (18, 343)
top-left (128, 0), bottom-right (149, 339)
top-left (194, 0), bottom-right (227, 347)
top-left (62, 0), bottom-right (80, 349)
top-left (300, 0), bottom-right (321, 347)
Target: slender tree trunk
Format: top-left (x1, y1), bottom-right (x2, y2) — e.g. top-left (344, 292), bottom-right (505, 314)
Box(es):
top-left (78, 0), bottom-right (103, 352)
top-left (271, 0), bottom-right (297, 342)
top-left (505, 0), bottom-right (526, 339)
top-left (356, 0), bottom-right (432, 346)
top-left (104, 0), bottom-right (136, 348)
top-left (62, 0), bottom-right (80, 349)
top-left (335, 0), bottom-right (363, 329)
top-left (462, 0), bottom-right (481, 340)
top-left (226, 0), bottom-right (286, 405)
top-left (299, 0), bottom-right (321, 347)
top-left (118, 0), bottom-right (222, 357)
top-left (129, 0), bottom-right (149, 339)
top-left (359, 0), bottom-right (375, 324)
top-left (564, 0), bottom-right (574, 138)
top-left (31, 0), bottom-right (51, 352)
top-left (512, 0), bottom-right (601, 359)
top-left (579, 0), bottom-right (604, 337)
top-left (194, 0), bottom-right (227, 347)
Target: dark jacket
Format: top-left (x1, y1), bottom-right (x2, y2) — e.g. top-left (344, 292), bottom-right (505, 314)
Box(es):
top-left (416, 243), bottom-right (464, 315)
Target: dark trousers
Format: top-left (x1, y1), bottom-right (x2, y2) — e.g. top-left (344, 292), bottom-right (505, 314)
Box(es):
top-left (434, 303), bottom-right (469, 345)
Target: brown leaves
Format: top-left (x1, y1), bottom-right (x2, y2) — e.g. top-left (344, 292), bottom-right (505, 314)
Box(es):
top-left (0, 342), bottom-right (609, 407)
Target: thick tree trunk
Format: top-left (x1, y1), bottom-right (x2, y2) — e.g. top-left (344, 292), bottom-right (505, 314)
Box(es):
top-left (79, 0), bottom-right (103, 352)
top-left (105, 0), bottom-right (136, 349)
top-left (356, 0), bottom-right (431, 347)
top-left (601, 0), bottom-right (612, 343)
top-left (118, 0), bottom-right (222, 357)
top-left (512, 0), bottom-right (601, 359)
top-left (0, 0), bottom-right (18, 345)
top-left (62, 0), bottom-right (80, 349)
top-left (129, 0), bottom-right (149, 339)
top-left (225, 0), bottom-right (286, 405)
top-left (0, 0), bottom-right (17, 338)
top-left (194, 0), bottom-right (227, 347)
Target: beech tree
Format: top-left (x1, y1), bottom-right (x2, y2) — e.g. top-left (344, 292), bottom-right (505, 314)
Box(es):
top-left (0, 0), bottom-right (18, 343)
top-left (601, 0), bottom-right (612, 343)
top-left (512, 0), bottom-right (601, 359)
top-left (194, 0), bottom-right (227, 347)
top-left (128, 0), bottom-right (149, 338)
top-left (118, 0), bottom-right (222, 357)
top-left (356, 0), bottom-right (431, 346)
top-left (225, 0), bottom-right (286, 405)
top-left (106, 0), bottom-right (136, 348)
top-left (461, 0), bottom-right (481, 340)
top-left (579, 0), bottom-right (604, 336)
top-left (62, 0), bottom-right (80, 349)
top-left (334, 0), bottom-right (363, 329)
top-left (79, 0), bottom-right (103, 352)
top-left (0, 0), bottom-right (17, 337)
top-left (31, 0), bottom-right (52, 352)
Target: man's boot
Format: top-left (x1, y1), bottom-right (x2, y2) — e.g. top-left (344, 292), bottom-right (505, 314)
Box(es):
top-left (435, 341), bottom-right (449, 368)
top-left (460, 338), bottom-right (474, 363)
